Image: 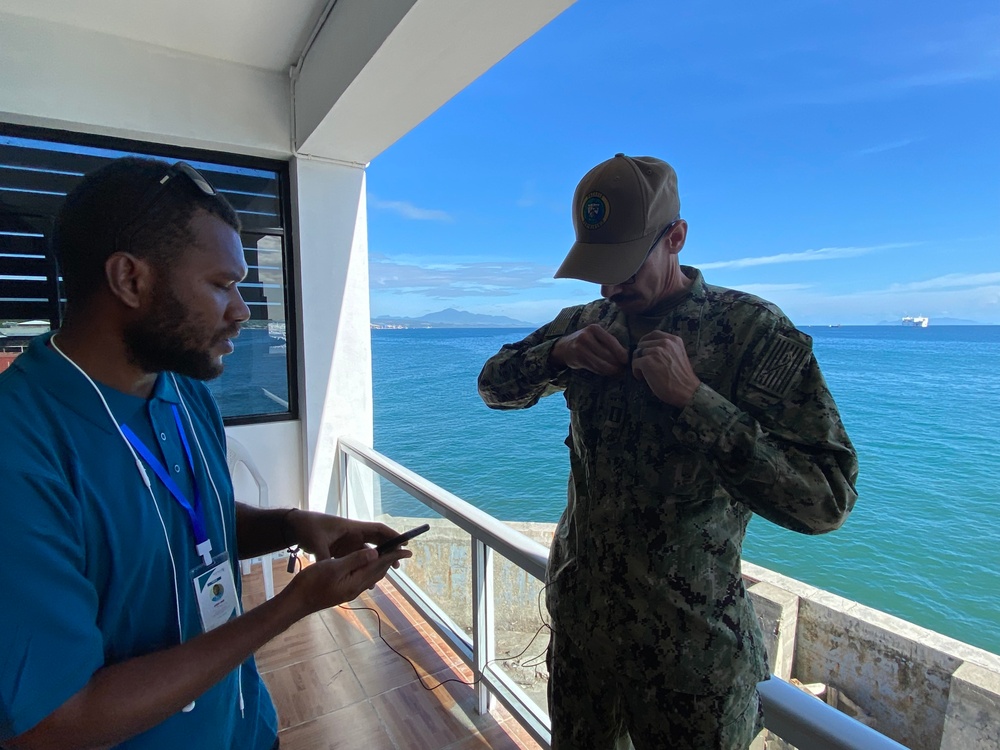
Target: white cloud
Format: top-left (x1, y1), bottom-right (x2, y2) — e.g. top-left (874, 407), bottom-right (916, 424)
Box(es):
top-left (883, 272), bottom-right (1000, 293)
top-left (747, 279), bottom-right (1000, 325)
top-left (792, 15), bottom-right (1000, 106)
top-left (369, 197), bottom-right (454, 222)
top-left (897, 67), bottom-right (999, 89)
top-left (699, 243), bottom-right (912, 270)
top-left (516, 180), bottom-right (541, 208)
top-left (731, 283), bottom-right (813, 296)
top-left (370, 256), bottom-right (556, 298)
top-left (855, 138), bottom-right (922, 157)
top-left (368, 252), bottom-right (1000, 325)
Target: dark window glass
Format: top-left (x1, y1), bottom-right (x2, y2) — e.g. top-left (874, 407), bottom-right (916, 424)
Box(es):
top-left (0, 127), bottom-right (296, 423)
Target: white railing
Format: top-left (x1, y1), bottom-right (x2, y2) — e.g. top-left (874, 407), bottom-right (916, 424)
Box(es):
top-left (336, 437), bottom-right (908, 750)
top-left (338, 437), bottom-right (551, 746)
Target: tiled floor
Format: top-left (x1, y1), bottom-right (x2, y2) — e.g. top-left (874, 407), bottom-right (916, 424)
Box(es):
top-left (242, 557), bottom-right (543, 750)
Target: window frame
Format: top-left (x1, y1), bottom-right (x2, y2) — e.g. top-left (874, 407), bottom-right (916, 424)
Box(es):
top-left (0, 121), bottom-right (299, 426)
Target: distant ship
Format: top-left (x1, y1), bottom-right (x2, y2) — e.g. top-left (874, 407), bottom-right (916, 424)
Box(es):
top-left (901, 316), bottom-right (929, 327)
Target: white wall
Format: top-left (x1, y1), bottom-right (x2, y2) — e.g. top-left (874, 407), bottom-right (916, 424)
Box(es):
top-left (291, 156), bottom-right (373, 515)
top-left (0, 13), bottom-right (290, 159)
top-left (226, 421), bottom-right (304, 513)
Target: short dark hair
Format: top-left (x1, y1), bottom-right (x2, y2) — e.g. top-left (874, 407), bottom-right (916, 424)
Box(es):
top-left (54, 156), bottom-right (241, 305)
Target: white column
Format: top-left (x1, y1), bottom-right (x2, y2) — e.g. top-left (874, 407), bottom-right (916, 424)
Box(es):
top-left (291, 156), bottom-right (373, 515)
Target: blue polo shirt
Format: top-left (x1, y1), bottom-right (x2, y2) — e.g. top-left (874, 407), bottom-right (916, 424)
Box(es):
top-left (0, 333), bottom-right (278, 748)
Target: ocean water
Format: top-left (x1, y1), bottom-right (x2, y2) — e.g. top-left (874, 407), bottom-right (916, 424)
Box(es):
top-left (372, 325), bottom-right (1000, 656)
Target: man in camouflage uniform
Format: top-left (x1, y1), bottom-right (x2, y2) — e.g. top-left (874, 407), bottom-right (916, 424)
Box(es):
top-left (478, 154), bottom-right (858, 750)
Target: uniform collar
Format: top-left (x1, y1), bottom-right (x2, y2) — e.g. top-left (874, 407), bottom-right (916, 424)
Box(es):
top-left (600, 266), bottom-right (708, 351)
top-left (681, 266), bottom-right (707, 306)
top-left (24, 332), bottom-right (182, 433)
top-left (641, 265), bottom-right (705, 318)
top-left (150, 368), bottom-right (182, 405)
top-left (606, 266), bottom-right (706, 320)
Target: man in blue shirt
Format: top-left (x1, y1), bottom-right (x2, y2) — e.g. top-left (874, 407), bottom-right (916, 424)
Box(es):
top-left (0, 157), bottom-right (410, 749)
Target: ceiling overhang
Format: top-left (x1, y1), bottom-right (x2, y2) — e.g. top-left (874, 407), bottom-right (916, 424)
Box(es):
top-left (287, 0), bottom-right (575, 163)
top-left (0, 0), bottom-right (576, 164)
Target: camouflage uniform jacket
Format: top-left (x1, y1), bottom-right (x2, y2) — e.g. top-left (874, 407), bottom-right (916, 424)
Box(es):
top-left (478, 267), bottom-right (858, 695)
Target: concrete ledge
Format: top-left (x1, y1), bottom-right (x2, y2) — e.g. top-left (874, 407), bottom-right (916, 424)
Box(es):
top-left (941, 661), bottom-right (1000, 749)
top-left (743, 561), bottom-right (1000, 750)
top-left (794, 596), bottom-right (956, 749)
top-left (748, 581), bottom-right (799, 680)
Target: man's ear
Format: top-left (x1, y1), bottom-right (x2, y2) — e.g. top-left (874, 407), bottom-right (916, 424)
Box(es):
top-left (665, 220), bottom-right (688, 256)
top-left (105, 252), bottom-right (155, 309)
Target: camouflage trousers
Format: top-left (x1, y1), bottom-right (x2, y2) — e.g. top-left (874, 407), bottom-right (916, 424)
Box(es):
top-left (546, 627), bottom-right (765, 750)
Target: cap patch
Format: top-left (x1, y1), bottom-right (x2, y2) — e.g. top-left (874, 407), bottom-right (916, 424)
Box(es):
top-left (581, 192), bottom-right (610, 230)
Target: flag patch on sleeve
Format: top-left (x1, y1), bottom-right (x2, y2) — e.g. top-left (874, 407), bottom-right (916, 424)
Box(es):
top-left (749, 333), bottom-right (811, 397)
top-left (546, 306), bottom-right (579, 339)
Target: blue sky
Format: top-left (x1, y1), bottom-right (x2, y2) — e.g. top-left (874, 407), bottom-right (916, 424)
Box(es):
top-left (367, 0), bottom-right (999, 326)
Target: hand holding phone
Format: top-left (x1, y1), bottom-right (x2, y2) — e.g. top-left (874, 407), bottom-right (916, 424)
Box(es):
top-left (374, 523), bottom-right (430, 555)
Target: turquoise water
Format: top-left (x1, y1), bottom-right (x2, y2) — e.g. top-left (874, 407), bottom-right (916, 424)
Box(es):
top-left (372, 325), bottom-right (1000, 656)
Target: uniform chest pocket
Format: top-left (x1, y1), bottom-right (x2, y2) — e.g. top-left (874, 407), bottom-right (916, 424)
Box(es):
top-left (652, 451), bottom-right (703, 496)
top-left (636, 388), bottom-right (683, 447)
top-left (564, 371), bottom-right (614, 417)
top-left (630, 438), bottom-right (705, 495)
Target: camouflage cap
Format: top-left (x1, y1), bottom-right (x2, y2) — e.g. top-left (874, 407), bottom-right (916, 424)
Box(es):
top-left (555, 154), bottom-right (680, 285)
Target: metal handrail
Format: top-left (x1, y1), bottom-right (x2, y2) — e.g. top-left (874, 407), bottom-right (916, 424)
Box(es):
top-left (336, 437), bottom-right (909, 750)
top-left (758, 679), bottom-right (908, 749)
top-left (337, 437), bottom-right (551, 746)
top-left (338, 438), bottom-right (548, 579)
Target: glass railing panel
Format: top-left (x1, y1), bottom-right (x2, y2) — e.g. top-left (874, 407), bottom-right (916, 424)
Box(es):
top-left (343, 456), bottom-right (475, 646)
top-left (490, 546), bottom-right (551, 719)
top-left (371, 467), bottom-right (429, 521)
top-left (387, 514), bottom-right (473, 640)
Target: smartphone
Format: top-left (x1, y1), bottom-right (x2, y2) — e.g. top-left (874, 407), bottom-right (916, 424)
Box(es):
top-left (374, 523), bottom-right (430, 555)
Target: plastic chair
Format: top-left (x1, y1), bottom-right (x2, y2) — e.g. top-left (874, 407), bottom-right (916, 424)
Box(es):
top-left (226, 435), bottom-right (275, 600)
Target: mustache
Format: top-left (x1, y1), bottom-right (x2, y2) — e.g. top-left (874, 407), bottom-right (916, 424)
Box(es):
top-left (215, 325), bottom-right (241, 344)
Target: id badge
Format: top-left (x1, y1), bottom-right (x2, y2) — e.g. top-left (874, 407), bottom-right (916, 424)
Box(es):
top-left (191, 553), bottom-right (240, 633)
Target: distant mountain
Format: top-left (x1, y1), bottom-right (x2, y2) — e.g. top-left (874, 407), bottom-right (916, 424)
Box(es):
top-left (372, 308), bottom-right (536, 329)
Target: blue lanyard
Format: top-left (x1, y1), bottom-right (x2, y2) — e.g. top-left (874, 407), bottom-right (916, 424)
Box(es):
top-left (122, 405), bottom-right (214, 565)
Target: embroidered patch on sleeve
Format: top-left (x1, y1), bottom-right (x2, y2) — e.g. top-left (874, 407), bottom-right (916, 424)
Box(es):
top-left (749, 333), bottom-right (811, 397)
top-left (545, 306), bottom-right (580, 339)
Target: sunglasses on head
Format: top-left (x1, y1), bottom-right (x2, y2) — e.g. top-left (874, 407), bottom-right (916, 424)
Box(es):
top-left (115, 161), bottom-right (218, 254)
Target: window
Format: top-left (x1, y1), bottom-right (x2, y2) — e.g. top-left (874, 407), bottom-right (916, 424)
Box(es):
top-left (0, 124), bottom-right (296, 423)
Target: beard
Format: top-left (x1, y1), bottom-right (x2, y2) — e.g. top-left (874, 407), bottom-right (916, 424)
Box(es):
top-left (123, 283), bottom-right (230, 381)
top-left (609, 292), bottom-right (648, 314)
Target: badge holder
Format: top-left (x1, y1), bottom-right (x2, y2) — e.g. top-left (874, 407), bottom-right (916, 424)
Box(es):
top-left (191, 546), bottom-right (240, 634)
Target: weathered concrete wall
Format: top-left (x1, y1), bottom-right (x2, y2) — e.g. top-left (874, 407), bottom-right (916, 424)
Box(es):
top-left (940, 661), bottom-right (1000, 749)
top-left (797, 597), bottom-right (958, 749)
top-left (747, 581), bottom-right (799, 680)
top-left (744, 562), bottom-right (1000, 750)
top-left (384, 518), bottom-right (1000, 750)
